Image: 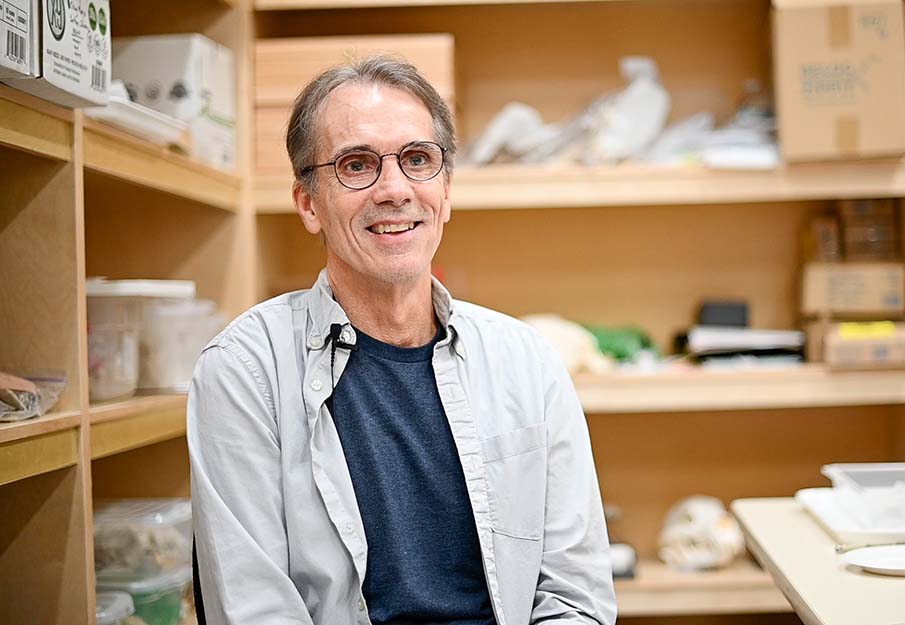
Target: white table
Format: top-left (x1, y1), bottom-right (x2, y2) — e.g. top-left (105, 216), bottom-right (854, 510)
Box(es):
top-left (732, 498), bottom-right (905, 625)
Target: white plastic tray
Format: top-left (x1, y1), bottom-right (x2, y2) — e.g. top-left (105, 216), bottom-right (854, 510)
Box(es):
top-left (795, 487), bottom-right (905, 544)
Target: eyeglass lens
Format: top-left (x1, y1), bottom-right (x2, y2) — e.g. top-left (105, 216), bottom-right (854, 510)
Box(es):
top-left (334, 142), bottom-right (443, 189)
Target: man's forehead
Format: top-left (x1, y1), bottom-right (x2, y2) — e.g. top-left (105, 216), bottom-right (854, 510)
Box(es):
top-left (318, 83), bottom-right (434, 152)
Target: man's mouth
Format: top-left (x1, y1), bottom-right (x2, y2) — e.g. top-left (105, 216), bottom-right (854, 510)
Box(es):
top-left (367, 221), bottom-right (421, 235)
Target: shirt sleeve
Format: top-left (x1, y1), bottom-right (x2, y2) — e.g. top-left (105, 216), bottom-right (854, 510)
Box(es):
top-left (188, 343), bottom-right (314, 625)
top-left (531, 339), bottom-right (618, 625)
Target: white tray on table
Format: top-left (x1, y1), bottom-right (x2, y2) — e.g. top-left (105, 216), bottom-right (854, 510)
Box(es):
top-left (795, 487), bottom-right (905, 545)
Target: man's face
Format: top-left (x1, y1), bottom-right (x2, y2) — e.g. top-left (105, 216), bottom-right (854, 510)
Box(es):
top-left (294, 83), bottom-right (452, 288)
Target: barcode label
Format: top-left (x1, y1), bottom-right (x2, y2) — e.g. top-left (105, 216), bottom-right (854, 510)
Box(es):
top-left (6, 30), bottom-right (25, 64)
top-left (91, 65), bottom-right (106, 91)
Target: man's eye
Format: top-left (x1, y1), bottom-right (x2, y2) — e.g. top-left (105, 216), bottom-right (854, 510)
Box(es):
top-left (404, 152), bottom-right (428, 167)
top-left (339, 154), bottom-right (376, 175)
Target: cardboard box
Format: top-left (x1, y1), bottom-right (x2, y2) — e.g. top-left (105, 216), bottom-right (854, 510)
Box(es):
top-left (772, 0), bottom-right (905, 161)
top-left (254, 34), bottom-right (455, 176)
top-left (0, 0), bottom-right (36, 79)
top-left (801, 262), bottom-right (905, 315)
top-left (824, 321), bottom-right (905, 368)
top-left (112, 34), bottom-right (235, 171)
top-left (2, 0), bottom-right (110, 107)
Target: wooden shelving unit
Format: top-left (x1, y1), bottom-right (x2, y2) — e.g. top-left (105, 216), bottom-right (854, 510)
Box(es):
top-left (2, 0), bottom-right (904, 623)
top-left (89, 395), bottom-right (188, 460)
top-left (615, 558), bottom-right (790, 617)
top-left (0, 412), bottom-right (82, 487)
top-left (256, 159), bottom-right (905, 213)
top-left (83, 120), bottom-right (241, 212)
top-left (257, 0), bottom-right (607, 9)
top-left (0, 85), bottom-right (73, 161)
top-left (575, 365), bottom-right (905, 413)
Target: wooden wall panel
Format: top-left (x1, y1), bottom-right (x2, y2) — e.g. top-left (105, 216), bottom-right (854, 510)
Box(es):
top-left (590, 405), bottom-right (899, 557)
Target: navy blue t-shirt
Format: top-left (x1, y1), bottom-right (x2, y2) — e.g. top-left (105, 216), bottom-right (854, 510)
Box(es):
top-left (327, 325), bottom-right (495, 625)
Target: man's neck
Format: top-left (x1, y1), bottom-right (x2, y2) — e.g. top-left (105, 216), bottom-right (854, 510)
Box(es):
top-left (326, 265), bottom-right (437, 348)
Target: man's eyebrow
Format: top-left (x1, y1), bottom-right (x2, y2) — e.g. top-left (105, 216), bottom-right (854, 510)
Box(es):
top-left (331, 144), bottom-right (376, 159)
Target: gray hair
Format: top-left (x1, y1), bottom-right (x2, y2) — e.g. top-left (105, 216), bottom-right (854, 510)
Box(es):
top-left (286, 55), bottom-right (456, 193)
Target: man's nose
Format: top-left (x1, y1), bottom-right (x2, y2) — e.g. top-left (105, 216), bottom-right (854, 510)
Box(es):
top-left (371, 155), bottom-right (413, 204)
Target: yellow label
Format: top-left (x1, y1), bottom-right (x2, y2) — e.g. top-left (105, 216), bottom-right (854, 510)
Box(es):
top-left (838, 321), bottom-right (897, 339)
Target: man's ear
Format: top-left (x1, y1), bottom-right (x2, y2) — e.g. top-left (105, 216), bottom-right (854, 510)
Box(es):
top-left (293, 180), bottom-right (322, 235)
top-left (441, 174), bottom-right (452, 224)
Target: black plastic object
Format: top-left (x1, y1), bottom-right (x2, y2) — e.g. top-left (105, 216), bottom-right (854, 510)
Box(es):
top-left (193, 537), bottom-right (207, 625)
top-left (698, 300), bottom-right (748, 327)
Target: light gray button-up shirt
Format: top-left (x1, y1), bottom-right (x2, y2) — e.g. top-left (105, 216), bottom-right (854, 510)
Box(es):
top-left (188, 269), bottom-right (617, 625)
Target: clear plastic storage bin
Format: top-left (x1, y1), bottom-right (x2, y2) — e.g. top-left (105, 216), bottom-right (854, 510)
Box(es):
top-left (94, 499), bottom-right (192, 578)
top-left (821, 463), bottom-right (905, 531)
top-left (96, 591), bottom-right (135, 625)
top-left (139, 298), bottom-right (225, 392)
top-left (96, 566), bottom-right (192, 625)
top-left (86, 279), bottom-right (195, 402)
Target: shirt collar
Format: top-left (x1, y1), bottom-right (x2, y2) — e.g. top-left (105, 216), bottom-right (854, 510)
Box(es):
top-left (307, 268), bottom-right (464, 357)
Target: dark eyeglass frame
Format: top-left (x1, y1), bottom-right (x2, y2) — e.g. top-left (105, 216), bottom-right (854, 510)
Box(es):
top-left (300, 140), bottom-right (448, 190)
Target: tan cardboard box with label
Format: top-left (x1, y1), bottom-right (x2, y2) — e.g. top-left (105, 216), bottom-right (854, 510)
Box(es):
top-left (801, 262), bottom-right (905, 315)
top-left (772, 0), bottom-right (905, 161)
top-left (824, 321), bottom-right (905, 368)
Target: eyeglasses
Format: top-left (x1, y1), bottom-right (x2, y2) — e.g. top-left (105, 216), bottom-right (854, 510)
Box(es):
top-left (301, 141), bottom-right (447, 190)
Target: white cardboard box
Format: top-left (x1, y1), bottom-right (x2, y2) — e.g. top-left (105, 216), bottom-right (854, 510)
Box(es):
top-left (112, 34), bottom-right (235, 171)
top-left (3, 0), bottom-right (110, 107)
top-left (0, 0), bottom-right (36, 79)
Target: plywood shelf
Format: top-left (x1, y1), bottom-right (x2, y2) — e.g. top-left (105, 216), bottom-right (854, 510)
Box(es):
top-left (0, 85), bottom-right (73, 161)
top-left (0, 411), bottom-right (81, 486)
top-left (89, 394), bottom-right (187, 460)
top-left (615, 557), bottom-right (791, 616)
top-left (575, 365), bottom-right (905, 414)
top-left (257, 0), bottom-right (612, 9)
top-left (256, 159), bottom-right (905, 212)
top-left (83, 119), bottom-right (241, 212)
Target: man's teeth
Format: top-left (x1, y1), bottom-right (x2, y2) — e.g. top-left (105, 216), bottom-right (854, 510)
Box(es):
top-left (372, 222), bottom-right (416, 234)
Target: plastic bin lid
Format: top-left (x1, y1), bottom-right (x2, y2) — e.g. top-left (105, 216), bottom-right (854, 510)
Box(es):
top-left (822, 463), bottom-right (905, 489)
top-left (96, 591), bottom-right (135, 625)
top-left (86, 278), bottom-right (196, 299)
top-left (94, 498), bottom-right (192, 528)
top-left (96, 565), bottom-right (193, 594)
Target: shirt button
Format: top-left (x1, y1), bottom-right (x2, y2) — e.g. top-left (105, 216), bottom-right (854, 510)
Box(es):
top-left (340, 329), bottom-right (353, 344)
top-left (310, 379), bottom-right (323, 392)
top-left (307, 334), bottom-right (323, 349)
top-left (346, 522), bottom-right (353, 531)
top-left (358, 597), bottom-right (366, 611)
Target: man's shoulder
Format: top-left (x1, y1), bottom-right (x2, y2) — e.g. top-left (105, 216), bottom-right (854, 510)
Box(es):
top-left (205, 288), bottom-right (313, 356)
top-left (451, 298), bottom-right (543, 348)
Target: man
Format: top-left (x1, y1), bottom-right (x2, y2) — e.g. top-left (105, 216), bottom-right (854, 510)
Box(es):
top-left (188, 55), bottom-right (617, 625)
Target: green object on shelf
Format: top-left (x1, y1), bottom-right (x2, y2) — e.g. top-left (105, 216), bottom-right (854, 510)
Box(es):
top-left (585, 326), bottom-right (656, 362)
top-left (97, 566), bottom-right (190, 625)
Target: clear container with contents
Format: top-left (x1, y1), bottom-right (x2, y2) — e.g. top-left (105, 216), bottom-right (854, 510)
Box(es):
top-left (96, 591), bottom-right (135, 625)
top-left (96, 566), bottom-right (192, 625)
top-left (94, 499), bottom-right (192, 578)
top-left (139, 298), bottom-right (225, 392)
top-left (86, 279), bottom-right (196, 402)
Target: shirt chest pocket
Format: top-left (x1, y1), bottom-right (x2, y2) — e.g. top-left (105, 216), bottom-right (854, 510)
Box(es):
top-left (480, 423), bottom-right (547, 540)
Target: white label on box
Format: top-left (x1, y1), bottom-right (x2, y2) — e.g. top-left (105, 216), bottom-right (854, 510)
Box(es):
top-left (0, 0), bottom-right (31, 76)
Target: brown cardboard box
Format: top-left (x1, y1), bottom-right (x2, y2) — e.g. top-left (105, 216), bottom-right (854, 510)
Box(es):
top-left (255, 34), bottom-right (455, 177)
top-left (772, 0), bottom-right (905, 161)
top-left (824, 321), bottom-right (905, 368)
top-left (801, 262), bottom-right (905, 315)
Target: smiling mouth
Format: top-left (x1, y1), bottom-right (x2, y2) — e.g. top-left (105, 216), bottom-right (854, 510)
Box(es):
top-left (367, 221), bottom-right (421, 235)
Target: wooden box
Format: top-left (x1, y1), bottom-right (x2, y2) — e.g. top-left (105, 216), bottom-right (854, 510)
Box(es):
top-left (255, 34), bottom-right (455, 177)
